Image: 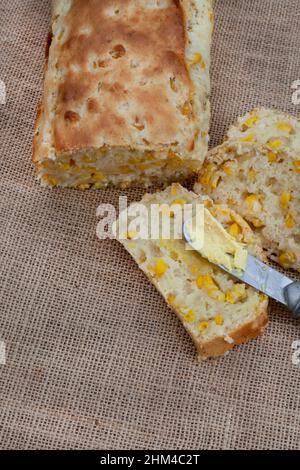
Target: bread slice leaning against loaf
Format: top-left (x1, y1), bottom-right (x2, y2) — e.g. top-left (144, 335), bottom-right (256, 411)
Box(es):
top-left (194, 108), bottom-right (300, 272)
top-left (117, 184), bottom-right (268, 360)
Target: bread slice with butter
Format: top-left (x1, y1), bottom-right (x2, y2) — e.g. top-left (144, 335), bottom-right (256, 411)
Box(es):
top-left (33, 0), bottom-right (213, 189)
top-left (194, 108), bottom-right (300, 272)
top-left (117, 184), bottom-right (268, 360)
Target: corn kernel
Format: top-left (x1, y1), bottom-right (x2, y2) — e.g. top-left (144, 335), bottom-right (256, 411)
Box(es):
top-left (267, 151), bottom-right (278, 163)
top-left (285, 213), bottom-right (296, 229)
top-left (259, 293), bottom-right (268, 302)
top-left (203, 199), bottom-right (212, 208)
top-left (181, 102), bottom-right (191, 116)
top-left (267, 139), bottom-right (282, 149)
top-left (248, 168), bottom-right (257, 180)
top-left (198, 171), bottom-right (211, 186)
top-left (171, 184), bottom-right (178, 196)
top-left (280, 192), bottom-right (291, 210)
top-left (244, 115), bottom-right (258, 128)
top-left (251, 218), bottom-right (264, 228)
top-left (185, 310), bottom-right (196, 323)
top-left (198, 164), bottom-right (217, 187)
top-left (227, 198), bottom-right (237, 206)
top-left (151, 259), bottom-right (168, 277)
top-left (210, 175), bottom-right (220, 189)
top-left (293, 160), bottom-right (300, 173)
top-left (198, 321), bottom-right (209, 333)
top-left (191, 52), bottom-right (206, 68)
top-left (138, 251), bottom-right (147, 264)
top-left (226, 284), bottom-right (246, 304)
top-left (240, 134), bottom-right (255, 142)
top-left (44, 175), bottom-right (59, 187)
top-left (222, 161), bottom-right (233, 175)
top-left (167, 293), bottom-right (176, 306)
top-left (214, 314), bottom-right (224, 326)
top-left (196, 275), bottom-right (204, 289)
top-left (225, 291), bottom-right (235, 304)
top-left (229, 222), bottom-right (241, 238)
top-left (172, 198), bottom-right (187, 206)
top-left (278, 251), bottom-right (296, 269)
top-left (196, 274), bottom-right (216, 289)
top-left (203, 275), bottom-right (215, 288)
top-left (245, 194), bottom-right (257, 207)
top-left (127, 230), bottom-right (137, 240)
top-left (94, 172), bottom-right (105, 182)
top-left (78, 183), bottom-right (90, 190)
top-left (276, 122), bottom-right (293, 133)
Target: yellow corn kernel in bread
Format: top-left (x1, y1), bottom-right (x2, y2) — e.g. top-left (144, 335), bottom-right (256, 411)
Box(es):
top-left (228, 223), bottom-right (242, 238)
top-left (268, 151), bottom-right (278, 163)
top-left (280, 192), bottom-right (291, 210)
top-left (278, 251), bottom-right (297, 269)
top-left (267, 139), bottom-right (283, 149)
top-left (198, 321), bottom-right (209, 333)
top-left (150, 259), bottom-right (168, 278)
top-left (240, 134), bottom-right (255, 143)
top-left (276, 122), bottom-right (293, 133)
top-left (214, 314), bottom-right (224, 326)
top-left (244, 115), bottom-right (258, 128)
top-left (285, 213), bottom-right (296, 229)
top-left (293, 161), bottom-right (300, 173)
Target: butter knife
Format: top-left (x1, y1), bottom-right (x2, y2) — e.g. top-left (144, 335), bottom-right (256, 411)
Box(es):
top-left (183, 221), bottom-right (300, 318)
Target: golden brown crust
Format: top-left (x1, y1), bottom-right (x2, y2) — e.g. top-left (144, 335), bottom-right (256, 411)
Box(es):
top-left (32, 30), bottom-right (53, 164)
top-left (196, 310), bottom-right (268, 360)
top-left (32, 104), bottom-right (43, 164)
top-left (52, 0), bottom-right (193, 152)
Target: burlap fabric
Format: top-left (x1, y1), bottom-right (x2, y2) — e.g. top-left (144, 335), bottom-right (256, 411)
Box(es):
top-left (0, 0), bottom-right (300, 450)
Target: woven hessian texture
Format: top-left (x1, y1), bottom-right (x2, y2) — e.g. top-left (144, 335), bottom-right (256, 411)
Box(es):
top-left (1, 0), bottom-right (300, 450)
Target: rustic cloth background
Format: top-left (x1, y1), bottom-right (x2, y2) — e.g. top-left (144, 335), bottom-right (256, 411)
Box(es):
top-left (1, 0), bottom-right (300, 450)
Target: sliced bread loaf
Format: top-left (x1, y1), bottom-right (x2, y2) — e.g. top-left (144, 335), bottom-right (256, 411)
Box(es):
top-left (117, 183), bottom-right (268, 360)
top-left (194, 108), bottom-right (300, 271)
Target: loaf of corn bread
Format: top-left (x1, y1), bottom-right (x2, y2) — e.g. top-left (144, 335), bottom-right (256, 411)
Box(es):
top-left (33, 0), bottom-right (213, 189)
top-left (194, 108), bottom-right (300, 272)
top-left (117, 184), bottom-right (268, 360)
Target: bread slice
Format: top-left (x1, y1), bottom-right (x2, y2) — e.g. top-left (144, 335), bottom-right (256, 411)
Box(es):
top-left (33, 0), bottom-right (213, 189)
top-left (194, 108), bottom-right (300, 272)
top-left (117, 183), bottom-right (268, 360)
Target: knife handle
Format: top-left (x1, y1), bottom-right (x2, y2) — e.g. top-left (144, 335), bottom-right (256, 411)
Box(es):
top-left (283, 282), bottom-right (300, 318)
